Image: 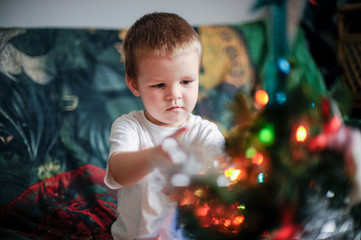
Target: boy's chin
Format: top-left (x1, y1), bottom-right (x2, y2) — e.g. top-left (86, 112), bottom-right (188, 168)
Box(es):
top-left (158, 117), bottom-right (188, 127)
top-left (145, 110), bottom-right (189, 127)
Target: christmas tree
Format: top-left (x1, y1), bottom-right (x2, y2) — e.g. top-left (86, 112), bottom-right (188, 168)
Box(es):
top-left (164, 0), bottom-right (361, 239)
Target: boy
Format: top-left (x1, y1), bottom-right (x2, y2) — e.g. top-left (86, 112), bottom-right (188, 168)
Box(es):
top-left (104, 12), bottom-right (225, 240)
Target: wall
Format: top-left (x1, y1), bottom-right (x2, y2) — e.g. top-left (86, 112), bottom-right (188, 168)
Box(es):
top-left (0, 0), bottom-right (267, 28)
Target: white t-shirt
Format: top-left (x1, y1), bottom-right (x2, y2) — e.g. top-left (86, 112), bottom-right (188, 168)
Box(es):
top-left (104, 111), bottom-right (225, 240)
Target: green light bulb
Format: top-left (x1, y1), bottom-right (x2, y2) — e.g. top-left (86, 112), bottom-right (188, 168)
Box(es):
top-left (246, 147), bottom-right (257, 158)
top-left (237, 204), bottom-right (246, 210)
top-left (259, 125), bottom-right (274, 145)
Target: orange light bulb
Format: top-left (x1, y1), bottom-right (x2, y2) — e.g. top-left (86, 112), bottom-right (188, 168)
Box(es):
top-left (296, 125), bottom-right (308, 142)
top-left (255, 90), bottom-right (269, 106)
top-left (224, 167), bottom-right (241, 181)
top-left (224, 219), bottom-right (232, 227)
top-left (233, 216), bottom-right (245, 225)
top-left (252, 152), bottom-right (264, 165)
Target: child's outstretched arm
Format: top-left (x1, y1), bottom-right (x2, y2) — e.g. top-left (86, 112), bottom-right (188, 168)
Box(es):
top-left (108, 128), bottom-right (187, 186)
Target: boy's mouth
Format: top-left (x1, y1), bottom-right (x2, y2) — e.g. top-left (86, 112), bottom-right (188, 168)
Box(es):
top-left (167, 106), bottom-right (181, 111)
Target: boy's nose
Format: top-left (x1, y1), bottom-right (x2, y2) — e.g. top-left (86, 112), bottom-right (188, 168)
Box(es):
top-left (167, 86), bottom-right (181, 100)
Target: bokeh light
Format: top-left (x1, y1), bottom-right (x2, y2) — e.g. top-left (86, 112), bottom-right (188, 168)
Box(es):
top-left (295, 125), bottom-right (307, 142)
top-left (252, 152), bottom-right (264, 165)
top-left (233, 216), bottom-right (245, 225)
top-left (224, 167), bottom-right (241, 181)
top-left (258, 173), bottom-right (264, 183)
top-left (278, 58), bottom-right (291, 74)
top-left (255, 90), bottom-right (269, 106)
top-left (276, 91), bottom-right (287, 105)
top-left (246, 147), bottom-right (257, 158)
top-left (259, 125), bottom-right (275, 145)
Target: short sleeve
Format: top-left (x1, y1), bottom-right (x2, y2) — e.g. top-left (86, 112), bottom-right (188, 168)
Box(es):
top-left (105, 114), bottom-right (141, 189)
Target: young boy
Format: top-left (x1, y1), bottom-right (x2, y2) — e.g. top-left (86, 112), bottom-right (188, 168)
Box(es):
top-left (104, 12), bottom-right (225, 240)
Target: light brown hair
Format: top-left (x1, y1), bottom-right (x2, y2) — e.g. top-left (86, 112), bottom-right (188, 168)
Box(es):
top-left (123, 12), bottom-right (202, 81)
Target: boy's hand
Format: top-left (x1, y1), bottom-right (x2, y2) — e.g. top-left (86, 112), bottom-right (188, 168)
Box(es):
top-left (155, 127), bottom-right (187, 171)
top-left (161, 127), bottom-right (187, 164)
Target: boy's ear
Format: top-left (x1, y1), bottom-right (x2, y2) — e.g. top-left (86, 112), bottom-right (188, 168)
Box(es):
top-left (126, 75), bottom-right (140, 97)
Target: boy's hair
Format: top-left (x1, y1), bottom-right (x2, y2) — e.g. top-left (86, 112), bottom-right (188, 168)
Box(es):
top-left (123, 12), bottom-right (202, 81)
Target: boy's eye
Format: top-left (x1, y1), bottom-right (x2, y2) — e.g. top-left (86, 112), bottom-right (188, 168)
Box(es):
top-left (181, 80), bottom-right (192, 85)
top-left (151, 83), bottom-right (165, 88)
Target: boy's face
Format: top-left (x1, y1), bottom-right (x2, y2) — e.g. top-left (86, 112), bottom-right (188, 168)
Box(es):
top-left (126, 51), bottom-right (199, 127)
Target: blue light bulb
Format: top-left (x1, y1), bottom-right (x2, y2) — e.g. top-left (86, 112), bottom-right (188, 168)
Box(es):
top-left (278, 58), bottom-right (290, 74)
